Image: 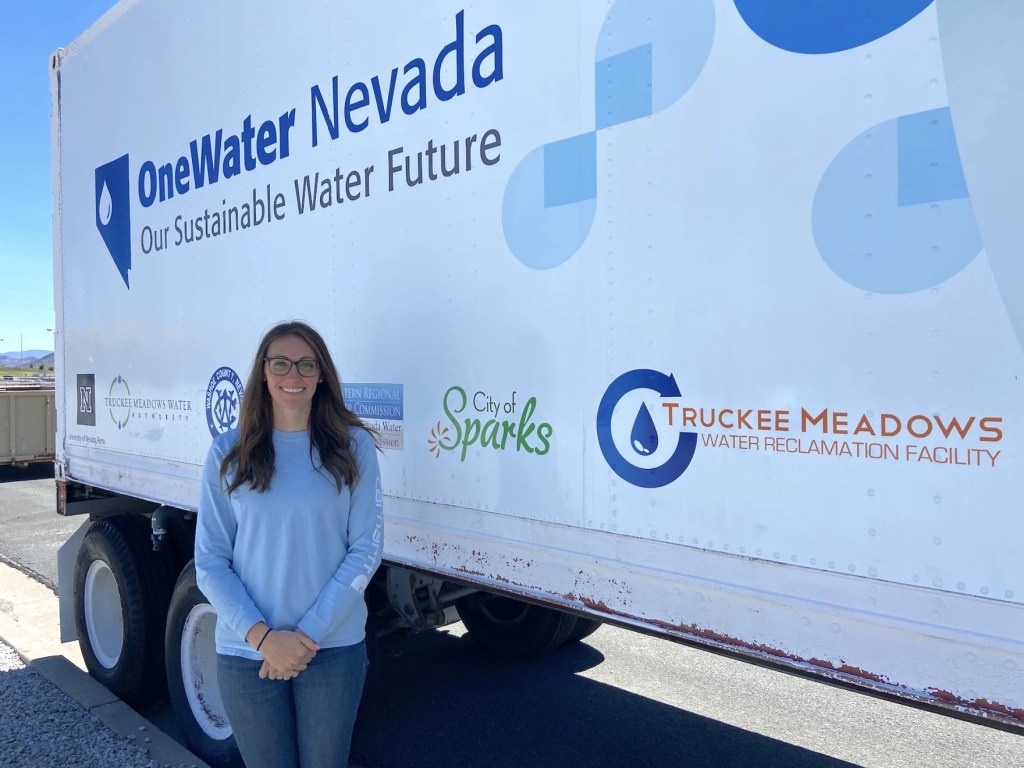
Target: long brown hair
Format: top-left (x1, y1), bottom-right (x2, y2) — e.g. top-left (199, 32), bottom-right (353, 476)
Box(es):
top-left (220, 321), bottom-right (374, 493)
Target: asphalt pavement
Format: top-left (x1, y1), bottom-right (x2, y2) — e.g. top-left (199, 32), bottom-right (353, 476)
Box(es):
top-left (0, 462), bottom-right (72, 589)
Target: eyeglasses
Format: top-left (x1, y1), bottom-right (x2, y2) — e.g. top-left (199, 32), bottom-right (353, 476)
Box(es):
top-left (264, 357), bottom-right (321, 377)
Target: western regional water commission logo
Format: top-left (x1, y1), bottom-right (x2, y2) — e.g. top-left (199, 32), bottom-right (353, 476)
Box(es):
top-left (206, 367), bottom-right (244, 437)
top-left (96, 154), bottom-right (132, 289)
top-left (596, 369), bottom-right (697, 488)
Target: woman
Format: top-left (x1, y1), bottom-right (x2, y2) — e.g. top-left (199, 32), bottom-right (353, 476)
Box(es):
top-left (195, 321), bottom-right (383, 768)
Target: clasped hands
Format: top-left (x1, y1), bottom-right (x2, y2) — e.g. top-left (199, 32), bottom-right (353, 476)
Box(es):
top-left (247, 623), bottom-right (319, 682)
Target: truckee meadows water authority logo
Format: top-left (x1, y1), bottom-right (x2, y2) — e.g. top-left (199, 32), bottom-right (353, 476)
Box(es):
top-left (206, 367), bottom-right (244, 437)
top-left (596, 369), bottom-right (697, 488)
top-left (96, 154), bottom-right (132, 289)
top-left (107, 375), bottom-right (133, 430)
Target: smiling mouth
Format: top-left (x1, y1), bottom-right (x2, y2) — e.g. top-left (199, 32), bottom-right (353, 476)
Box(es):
top-left (281, 387), bottom-right (305, 394)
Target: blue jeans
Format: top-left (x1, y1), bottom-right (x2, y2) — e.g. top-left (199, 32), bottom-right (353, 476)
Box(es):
top-left (217, 642), bottom-right (368, 768)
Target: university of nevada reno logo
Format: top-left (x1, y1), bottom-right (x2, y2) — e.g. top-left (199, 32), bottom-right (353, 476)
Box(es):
top-left (206, 367), bottom-right (244, 437)
top-left (596, 369), bottom-right (697, 488)
top-left (76, 374), bottom-right (96, 426)
top-left (96, 154), bottom-right (132, 288)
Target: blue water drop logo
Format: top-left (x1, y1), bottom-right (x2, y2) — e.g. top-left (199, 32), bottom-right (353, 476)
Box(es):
top-left (597, 369), bottom-right (697, 488)
top-left (631, 402), bottom-right (659, 455)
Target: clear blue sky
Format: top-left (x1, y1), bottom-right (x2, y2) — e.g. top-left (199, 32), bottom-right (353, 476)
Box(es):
top-left (0, 1), bottom-right (116, 355)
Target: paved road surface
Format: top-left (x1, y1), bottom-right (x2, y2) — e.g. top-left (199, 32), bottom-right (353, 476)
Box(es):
top-left (0, 464), bottom-right (77, 590)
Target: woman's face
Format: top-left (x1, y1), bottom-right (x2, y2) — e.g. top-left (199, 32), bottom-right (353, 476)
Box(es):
top-left (264, 335), bottom-right (321, 423)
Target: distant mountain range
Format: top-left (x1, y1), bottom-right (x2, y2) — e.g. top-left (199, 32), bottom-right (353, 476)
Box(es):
top-left (0, 350), bottom-right (53, 367)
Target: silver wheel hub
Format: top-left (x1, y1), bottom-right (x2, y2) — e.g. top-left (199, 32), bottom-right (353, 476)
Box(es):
top-left (83, 559), bottom-right (123, 669)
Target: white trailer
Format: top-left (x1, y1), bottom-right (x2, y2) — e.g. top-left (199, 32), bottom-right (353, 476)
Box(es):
top-left (51, 1), bottom-right (1023, 764)
top-left (0, 387), bottom-right (56, 466)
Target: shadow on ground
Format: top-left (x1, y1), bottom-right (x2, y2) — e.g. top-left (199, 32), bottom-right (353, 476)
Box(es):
top-left (0, 463), bottom-right (55, 483)
top-left (352, 629), bottom-right (859, 768)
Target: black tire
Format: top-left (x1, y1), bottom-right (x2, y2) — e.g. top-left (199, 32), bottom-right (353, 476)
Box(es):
top-left (73, 515), bottom-right (175, 706)
top-left (165, 561), bottom-right (242, 768)
top-left (563, 617), bottom-right (603, 645)
top-left (456, 593), bottom-right (578, 660)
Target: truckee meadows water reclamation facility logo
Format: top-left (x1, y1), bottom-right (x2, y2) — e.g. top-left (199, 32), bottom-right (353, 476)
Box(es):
top-left (95, 154), bottom-right (133, 288)
top-left (596, 369), bottom-right (698, 488)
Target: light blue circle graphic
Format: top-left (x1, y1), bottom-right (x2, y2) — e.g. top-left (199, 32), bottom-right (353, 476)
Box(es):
top-left (596, 0), bottom-right (715, 127)
top-left (502, 143), bottom-right (598, 270)
top-left (504, 0), bottom-right (715, 269)
top-left (734, 0), bottom-right (934, 54)
top-left (813, 108), bottom-right (982, 294)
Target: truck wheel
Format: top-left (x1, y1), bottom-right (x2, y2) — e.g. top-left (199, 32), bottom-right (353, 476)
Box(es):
top-left (456, 593), bottom-right (578, 660)
top-left (563, 617), bottom-right (602, 645)
top-left (73, 515), bottom-right (174, 705)
top-left (165, 561), bottom-right (242, 768)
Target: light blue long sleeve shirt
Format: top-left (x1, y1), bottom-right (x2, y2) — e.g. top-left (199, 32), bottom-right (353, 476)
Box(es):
top-left (195, 426), bottom-right (383, 659)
